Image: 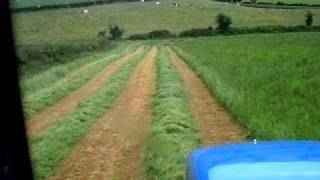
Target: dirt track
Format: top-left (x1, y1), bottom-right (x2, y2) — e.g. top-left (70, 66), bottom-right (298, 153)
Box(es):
top-left (168, 47), bottom-right (245, 145)
top-left (50, 47), bottom-right (157, 180)
top-left (27, 46), bottom-right (144, 138)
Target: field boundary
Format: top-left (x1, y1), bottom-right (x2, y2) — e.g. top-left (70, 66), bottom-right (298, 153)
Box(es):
top-left (241, 2), bottom-right (320, 9)
top-left (17, 38), bottom-right (112, 70)
top-left (128, 26), bottom-right (320, 40)
top-left (211, 0), bottom-right (320, 9)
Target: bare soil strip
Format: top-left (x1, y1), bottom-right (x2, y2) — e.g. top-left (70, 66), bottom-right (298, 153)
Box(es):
top-left (168, 48), bottom-right (245, 146)
top-left (27, 46), bottom-right (144, 138)
top-left (50, 47), bottom-right (157, 180)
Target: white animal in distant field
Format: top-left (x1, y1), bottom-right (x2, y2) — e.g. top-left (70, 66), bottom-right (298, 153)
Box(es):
top-left (141, 0), bottom-right (144, 2)
top-left (156, 1), bottom-right (160, 5)
top-left (84, 9), bottom-right (89, 14)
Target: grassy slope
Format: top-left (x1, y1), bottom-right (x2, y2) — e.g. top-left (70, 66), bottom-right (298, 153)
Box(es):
top-left (172, 32), bottom-right (320, 140)
top-left (22, 42), bottom-right (136, 117)
top-left (31, 46), bottom-right (150, 180)
top-left (144, 47), bottom-right (201, 179)
top-left (12, 0), bottom-right (320, 45)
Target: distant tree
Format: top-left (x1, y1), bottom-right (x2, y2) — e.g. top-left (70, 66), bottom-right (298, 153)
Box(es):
top-left (109, 24), bottom-right (123, 40)
top-left (305, 11), bottom-right (313, 27)
top-left (216, 13), bottom-right (232, 33)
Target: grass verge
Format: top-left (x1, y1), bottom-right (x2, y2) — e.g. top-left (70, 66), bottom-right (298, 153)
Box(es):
top-left (30, 46), bottom-right (150, 180)
top-left (144, 46), bottom-right (201, 179)
top-left (172, 32), bottom-right (320, 140)
top-left (22, 42), bottom-right (136, 117)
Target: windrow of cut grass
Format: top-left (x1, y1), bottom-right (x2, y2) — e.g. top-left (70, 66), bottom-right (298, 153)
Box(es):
top-left (144, 47), bottom-right (201, 179)
top-left (22, 42), bottom-right (136, 117)
top-left (30, 46), bottom-right (150, 180)
top-left (172, 32), bottom-right (320, 140)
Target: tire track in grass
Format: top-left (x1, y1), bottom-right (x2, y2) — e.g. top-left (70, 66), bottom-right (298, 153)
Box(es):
top-left (31, 46), bottom-right (150, 180)
top-left (50, 47), bottom-right (157, 180)
top-left (168, 47), bottom-right (245, 145)
top-left (27, 46), bottom-right (144, 138)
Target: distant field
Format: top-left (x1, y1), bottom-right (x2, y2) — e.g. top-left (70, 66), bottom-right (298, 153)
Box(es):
top-left (172, 32), bottom-right (320, 140)
top-left (11, 0), bottom-right (91, 9)
top-left (257, 0), bottom-right (320, 4)
top-left (12, 0), bottom-right (320, 46)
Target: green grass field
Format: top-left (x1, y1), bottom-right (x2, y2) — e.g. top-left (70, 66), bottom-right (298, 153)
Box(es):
top-left (171, 32), bottom-right (320, 140)
top-left (257, 0), bottom-right (320, 4)
top-left (12, 0), bottom-right (320, 46)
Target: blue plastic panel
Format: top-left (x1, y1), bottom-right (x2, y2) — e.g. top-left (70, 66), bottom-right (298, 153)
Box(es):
top-left (187, 141), bottom-right (320, 180)
top-left (208, 162), bottom-right (320, 180)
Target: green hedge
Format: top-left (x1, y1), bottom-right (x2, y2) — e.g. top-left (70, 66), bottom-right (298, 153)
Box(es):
top-left (128, 30), bottom-right (175, 40)
top-left (241, 2), bottom-right (320, 9)
top-left (179, 27), bottom-right (214, 37)
top-left (18, 38), bottom-right (110, 60)
top-left (128, 26), bottom-right (320, 40)
top-left (17, 37), bottom-right (112, 76)
top-left (232, 25), bottom-right (320, 34)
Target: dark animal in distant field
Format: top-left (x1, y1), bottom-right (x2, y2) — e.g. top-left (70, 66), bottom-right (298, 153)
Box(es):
top-left (172, 2), bottom-right (179, 7)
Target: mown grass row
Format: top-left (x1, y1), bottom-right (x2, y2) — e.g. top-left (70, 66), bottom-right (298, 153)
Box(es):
top-left (172, 32), bottom-right (320, 140)
top-left (144, 47), bottom-right (201, 179)
top-left (22, 43), bottom-right (136, 117)
top-left (31, 46), bottom-right (150, 180)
